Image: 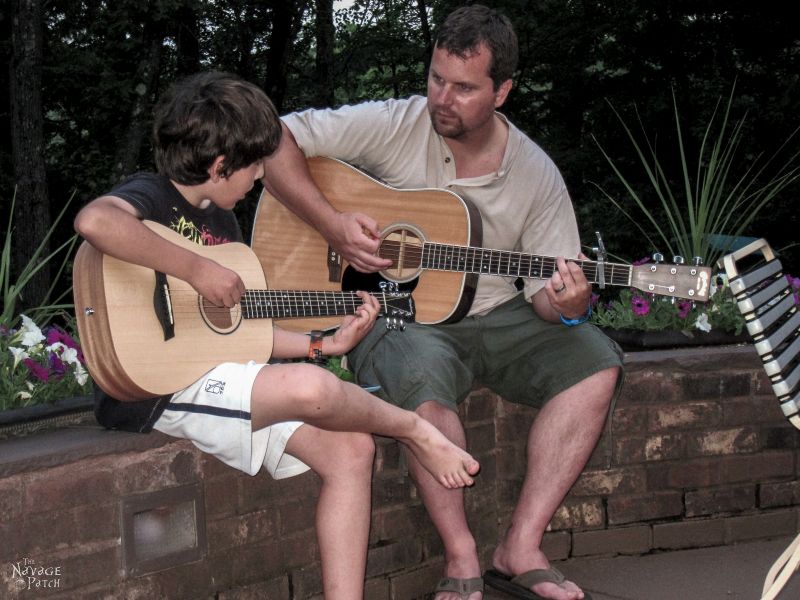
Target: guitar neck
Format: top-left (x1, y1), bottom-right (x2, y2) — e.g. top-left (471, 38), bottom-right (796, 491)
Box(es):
top-left (241, 289), bottom-right (378, 319)
top-left (422, 243), bottom-right (632, 287)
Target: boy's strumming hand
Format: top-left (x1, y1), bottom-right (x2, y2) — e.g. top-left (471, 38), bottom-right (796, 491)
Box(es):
top-left (188, 257), bottom-right (246, 308)
top-left (325, 291), bottom-right (380, 354)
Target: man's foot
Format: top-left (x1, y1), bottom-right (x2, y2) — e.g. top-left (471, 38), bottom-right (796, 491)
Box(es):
top-left (434, 576), bottom-right (484, 600)
top-left (401, 417), bottom-right (480, 488)
top-left (433, 556), bottom-right (484, 600)
top-left (433, 538), bottom-right (484, 600)
top-left (490, 547), bottom-right (586, 600)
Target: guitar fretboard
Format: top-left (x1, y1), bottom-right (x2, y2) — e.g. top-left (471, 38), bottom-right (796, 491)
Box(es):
top-left (422, 243), bottom-right (632, 287)
top-left (240, 290), bottom-right (382, 319)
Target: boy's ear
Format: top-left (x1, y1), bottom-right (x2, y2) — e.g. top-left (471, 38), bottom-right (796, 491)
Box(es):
top-left (208, 156), bottom-right (227, 182)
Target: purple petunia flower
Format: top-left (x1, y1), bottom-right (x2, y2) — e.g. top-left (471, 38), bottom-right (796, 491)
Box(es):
top-left (677, 300), bottom-right (693, 319)
top-left (45, 326), bottom-right (85, 364)
top-left (46, 326), bottom-right (79, 350)
top-left (632, 295), bottom-right (650, 316)
top-left (590, 293), bottom-right (600, 307)
top-left (23, 358), bottom-right (50, 382)
top-left (786, 275), bottom-right (800, 305)
top-left (49, 352), bottom-right (67, 379)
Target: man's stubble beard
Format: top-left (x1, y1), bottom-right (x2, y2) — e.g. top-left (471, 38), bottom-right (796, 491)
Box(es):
top-left (429, 109), bottom-right (466, 140)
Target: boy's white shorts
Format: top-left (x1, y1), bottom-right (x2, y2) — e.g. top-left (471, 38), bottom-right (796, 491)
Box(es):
top-left (154, 361), bottom-right (310, 479)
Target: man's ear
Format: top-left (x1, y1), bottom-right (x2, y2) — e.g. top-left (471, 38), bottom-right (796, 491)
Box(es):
top-left (208, 156), bottom-right (226, 182)
top-left (494, 79), bottom-right (512, 108)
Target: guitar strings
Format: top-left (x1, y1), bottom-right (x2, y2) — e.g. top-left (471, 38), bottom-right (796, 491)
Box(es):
top-left (377, 240), bottom-right (633, 285)
top-left (145, 289), bottom-right (395, 317)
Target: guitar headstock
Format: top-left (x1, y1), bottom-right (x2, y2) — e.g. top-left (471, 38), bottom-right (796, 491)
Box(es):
top-left (630, 263), bottom-right (712, 301)
top-left (379, 291), bottom-right (416, 330)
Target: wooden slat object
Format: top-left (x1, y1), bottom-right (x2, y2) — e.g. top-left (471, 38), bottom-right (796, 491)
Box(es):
top-left (720, 239), bottom-right (800, 600)
top-left (721, 238), bottom-right (800, 428)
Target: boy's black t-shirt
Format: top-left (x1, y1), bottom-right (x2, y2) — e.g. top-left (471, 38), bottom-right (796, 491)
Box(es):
top-left (93, 172), bottom-right (243, 432)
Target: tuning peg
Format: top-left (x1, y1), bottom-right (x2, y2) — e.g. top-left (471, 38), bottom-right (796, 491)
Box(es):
top-left (693, 256), bottom-right (704, 266)
top-left (384, 317), bottom-right (406, 331)
top-left (652, 252), bottom-right (664, 263)
top-left (673, 255), bottom-right (685, 265)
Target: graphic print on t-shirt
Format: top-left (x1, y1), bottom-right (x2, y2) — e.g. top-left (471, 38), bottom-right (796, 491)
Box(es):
top-left (171, 213), bottom-right (232, 246)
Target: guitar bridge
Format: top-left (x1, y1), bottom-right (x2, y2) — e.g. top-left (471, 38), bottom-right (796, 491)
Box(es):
top-left (327, 246), bottom-right (342, 282)
top-left (153, 271), bottom-right (175, 341)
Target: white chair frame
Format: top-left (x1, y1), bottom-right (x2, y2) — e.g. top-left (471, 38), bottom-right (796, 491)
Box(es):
top-left (721, 239), bottom-right (800, 600)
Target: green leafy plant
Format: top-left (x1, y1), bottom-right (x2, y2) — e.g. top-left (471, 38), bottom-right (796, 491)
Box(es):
top-left (2, 192), bottom-right (80, 327)
top-left (323, 355), bottom-right (355, 383)
top-left (592, 85), bottom-right (800, 269)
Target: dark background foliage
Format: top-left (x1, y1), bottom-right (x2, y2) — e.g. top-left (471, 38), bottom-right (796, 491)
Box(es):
top-left (3, 0), bottom-right (799, 311)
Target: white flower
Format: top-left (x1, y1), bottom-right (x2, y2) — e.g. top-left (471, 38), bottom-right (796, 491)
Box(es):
top-left (73, 362), bottom-right (89, 386)
top-left (9, 346), bottom-right (29, 369)
top-left (58, 344), bottom-right (80, 367)
top-left (695, 312), bottom-right (712, 332)
top-left (15, 390), bottom-right (32, 400)
top-left (19, 314), bottom-right (45, 347)
top-left (47, 341), bottom-right (68, 359)
top-left (45, 341), bottom-right (86, 383)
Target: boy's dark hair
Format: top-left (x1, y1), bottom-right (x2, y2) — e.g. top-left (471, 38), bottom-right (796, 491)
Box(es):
top-left (435, 4), bottom-right (518, 89)
top-left (153, 72), bottom-right (282, 185)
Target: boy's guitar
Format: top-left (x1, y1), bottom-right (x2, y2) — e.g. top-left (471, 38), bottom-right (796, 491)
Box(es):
top-left (72, 220), bottom-right (414, 400)
top-left (252, 156), bottom-right (712, 332)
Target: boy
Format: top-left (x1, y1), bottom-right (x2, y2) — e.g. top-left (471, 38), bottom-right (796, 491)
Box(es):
top-left (74, 71), bottom-right (479, 599)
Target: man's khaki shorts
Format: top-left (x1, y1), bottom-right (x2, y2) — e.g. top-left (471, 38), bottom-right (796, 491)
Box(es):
top-left (348, 294), bottom-right (624, 411)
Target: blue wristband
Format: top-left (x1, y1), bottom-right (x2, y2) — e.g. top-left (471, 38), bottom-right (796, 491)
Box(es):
top-left (560, 305), bottom-right (592, 327)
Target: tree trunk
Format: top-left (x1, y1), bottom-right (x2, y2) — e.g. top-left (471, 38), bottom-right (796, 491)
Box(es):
top-left (114, 20), bottom-right (165, 179)
top-left (315, 0), bottom-right (335, 107)
top-left (264, 1), bottom-right (307, 112)
top-left (10, 0), bottom-right (49, 312)
top-left (175, 2), bottom-right (200, 77)
top-left (416, 0), bottom-right (433, 67)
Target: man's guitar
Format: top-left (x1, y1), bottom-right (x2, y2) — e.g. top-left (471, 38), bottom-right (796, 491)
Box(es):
top-left (252, 157), bottom-right (712, 331)
top-left (73, 221), bottom-right (414, 401)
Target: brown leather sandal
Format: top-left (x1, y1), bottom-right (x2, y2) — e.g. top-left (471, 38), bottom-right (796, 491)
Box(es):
top-left (435, 576), bottom-right (485, 599)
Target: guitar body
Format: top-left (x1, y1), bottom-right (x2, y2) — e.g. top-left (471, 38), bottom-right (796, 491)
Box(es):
top-left (74, 221), bottom-right (273, 400)
top-left (252, 156), bottom-right (482, 331)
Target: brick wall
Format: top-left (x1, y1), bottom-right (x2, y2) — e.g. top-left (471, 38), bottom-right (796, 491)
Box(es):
top-left (1, 345), bottom-right (798, 599)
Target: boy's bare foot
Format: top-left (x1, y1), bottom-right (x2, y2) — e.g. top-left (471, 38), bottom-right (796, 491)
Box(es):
top-left (402, 417), bottom-right (480, 489)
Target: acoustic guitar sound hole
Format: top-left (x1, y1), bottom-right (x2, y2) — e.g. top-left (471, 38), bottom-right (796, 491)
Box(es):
top-left (378, 225), bottom-right (425, 283)
top-left (199, 297), bottom-right (242, 334)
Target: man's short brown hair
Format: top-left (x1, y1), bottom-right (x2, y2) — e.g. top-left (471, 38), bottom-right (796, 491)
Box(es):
top-left (435, 4), bottom-right (518, 89)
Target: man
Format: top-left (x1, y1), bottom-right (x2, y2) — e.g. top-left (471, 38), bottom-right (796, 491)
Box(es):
top-left (261, 6), bottom-right (622, 600)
